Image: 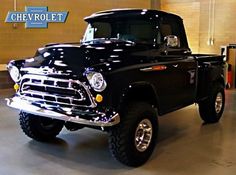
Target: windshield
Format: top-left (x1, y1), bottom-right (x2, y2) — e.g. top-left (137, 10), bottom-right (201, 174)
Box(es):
top-left (82, 18), bottom-right (157, 44)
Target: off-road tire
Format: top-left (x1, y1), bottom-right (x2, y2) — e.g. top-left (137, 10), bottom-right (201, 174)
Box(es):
top-left (19, 112), bottom-right (64, 141)
top-left (198, 83), bottom-right (225, 123)
top-left (108, 102), bottom-right (158, 167)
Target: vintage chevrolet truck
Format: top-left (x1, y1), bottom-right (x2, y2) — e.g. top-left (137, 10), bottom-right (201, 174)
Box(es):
top-left (6, 9), bottom-right (225, 166)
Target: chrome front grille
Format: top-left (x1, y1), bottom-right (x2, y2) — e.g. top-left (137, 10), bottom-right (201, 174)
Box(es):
top-left (19, 74), bottom-right (96, 108)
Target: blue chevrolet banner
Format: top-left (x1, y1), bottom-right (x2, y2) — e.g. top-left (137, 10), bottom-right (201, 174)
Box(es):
top-left (5, 6), bottom-right (68, 28)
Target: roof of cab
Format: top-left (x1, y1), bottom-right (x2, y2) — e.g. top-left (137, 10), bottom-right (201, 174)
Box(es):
top-left (84, 8), bottom-right (182, 21)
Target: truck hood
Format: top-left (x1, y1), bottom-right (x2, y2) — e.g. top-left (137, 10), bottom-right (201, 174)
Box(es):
top-left (21, 40), bottom-right (149, 77)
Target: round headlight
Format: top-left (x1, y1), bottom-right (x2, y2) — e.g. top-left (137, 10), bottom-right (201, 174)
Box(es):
top-left (9, 66), bottom-right (21, 82)
top-left (86, 72), bottom-right (107, 92)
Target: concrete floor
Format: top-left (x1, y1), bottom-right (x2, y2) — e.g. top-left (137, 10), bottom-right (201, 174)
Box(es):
top-left (1, 89), bottom-right (236, 175)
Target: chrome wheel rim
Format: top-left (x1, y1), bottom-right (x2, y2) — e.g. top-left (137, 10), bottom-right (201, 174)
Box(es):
top-left (135, 119), bottom-right (153, 152)
top-left (215, 92), bottom-right (223, 114)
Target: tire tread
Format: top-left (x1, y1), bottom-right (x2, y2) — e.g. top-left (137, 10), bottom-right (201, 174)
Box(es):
top-left (19, 112), bottom-right (64, 141)
top-left (109, 102), bottom-right (158, 166)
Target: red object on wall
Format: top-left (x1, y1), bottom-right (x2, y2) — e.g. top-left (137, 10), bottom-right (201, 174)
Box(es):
top-left (228, 64), bottom-right (233, 87)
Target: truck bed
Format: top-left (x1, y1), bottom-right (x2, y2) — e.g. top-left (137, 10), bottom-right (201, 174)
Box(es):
top-left (193, 54), bottom-right (224, 63)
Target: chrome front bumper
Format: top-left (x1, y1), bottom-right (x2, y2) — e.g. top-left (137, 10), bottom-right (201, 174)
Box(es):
top-left (6, 96), bottom-right (120, 127)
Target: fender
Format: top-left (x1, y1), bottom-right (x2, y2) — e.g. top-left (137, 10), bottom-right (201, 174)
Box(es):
top-left (115, 82), bottom-right (162, 115)
top-left (216, 74), bottom-right (225, 87)
top-left (8, 59), bottom-right (25, 69)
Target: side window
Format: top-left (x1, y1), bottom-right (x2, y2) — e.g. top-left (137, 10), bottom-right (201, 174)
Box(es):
top-left (160, 18), bottom-right (184, 48)
top-left (160, 23), bottom-right (172, 38)
top-left (92, 22), bottom-right (111, 39)
top-left (114, 20), bottom-right (156, 44)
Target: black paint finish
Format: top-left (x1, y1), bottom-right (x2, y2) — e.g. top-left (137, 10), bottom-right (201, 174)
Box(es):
top-left (8, 9), bottom-right (224, 116)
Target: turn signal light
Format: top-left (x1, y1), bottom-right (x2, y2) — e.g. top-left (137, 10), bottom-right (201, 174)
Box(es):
top-left (95, 94), bottom-right (103, 103)
top-left (14, 83), bottom-right (19, 91)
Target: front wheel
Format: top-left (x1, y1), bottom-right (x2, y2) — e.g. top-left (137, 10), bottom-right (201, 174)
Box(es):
top-left (108, 102), bottom-right (158, 167)
top-left (19, 112), bottom-right (64, 141)
top-left (198, 83), bottom-right (225, 123)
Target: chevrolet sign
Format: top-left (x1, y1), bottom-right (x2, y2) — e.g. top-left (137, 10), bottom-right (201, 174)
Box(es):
top-left (5, 6), bottom-right (68, 28)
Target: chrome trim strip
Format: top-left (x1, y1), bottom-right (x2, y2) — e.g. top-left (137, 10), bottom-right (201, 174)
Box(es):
top-left (20, 74), bottom-right (97, 108)
top-left (140, 67), bottom-right (153, 72)
top-left (140, 65), bottom-right (167, 72)
top-left (22, 90), bottom-right (85, 101)
top-left (20, 95), bottom-right (86, 108)
top-left (20, 67), bottom-right (70, 76)
top-left (6, 97), bottom-right (120, 127)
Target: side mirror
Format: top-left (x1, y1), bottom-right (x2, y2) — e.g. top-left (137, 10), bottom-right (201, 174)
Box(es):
top-left (164, 35), bottom-right (180, 48)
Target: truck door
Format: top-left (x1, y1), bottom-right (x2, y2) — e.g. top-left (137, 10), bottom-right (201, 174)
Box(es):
top-left (156, 17), bottom-right (197, 113)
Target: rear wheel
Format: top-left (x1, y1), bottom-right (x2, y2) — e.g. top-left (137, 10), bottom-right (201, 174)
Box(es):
top-left (19, 112), bottom-right (64, 141)
top-left (108, 102), bottom-right (158, 167)
top-left (198, 83), bottom-right (225, 123)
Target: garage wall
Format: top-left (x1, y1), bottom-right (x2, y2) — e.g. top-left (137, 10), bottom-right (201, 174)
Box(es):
top-left (0, 0), bottom-right (150, 64)
top-left (161, 1), bottom-right (200, 53)
top-left (161, 0), bottom-right (236, 54)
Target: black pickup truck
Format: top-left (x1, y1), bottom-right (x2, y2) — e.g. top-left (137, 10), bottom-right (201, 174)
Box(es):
top-left (6, 9), bottom-right (225, 167)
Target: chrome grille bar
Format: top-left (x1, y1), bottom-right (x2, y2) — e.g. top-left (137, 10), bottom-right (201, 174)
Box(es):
top-left (19, 74), bottom-right (97, 108)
